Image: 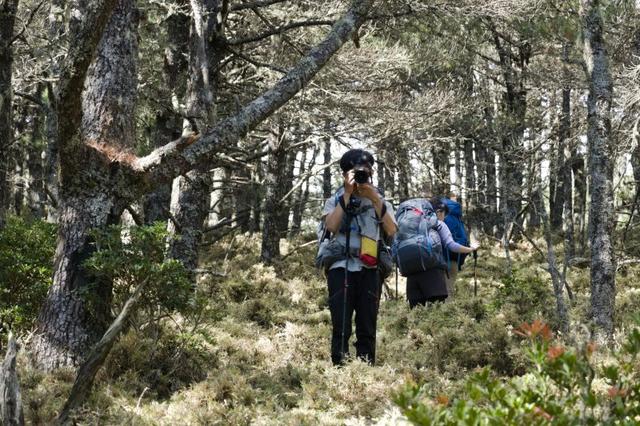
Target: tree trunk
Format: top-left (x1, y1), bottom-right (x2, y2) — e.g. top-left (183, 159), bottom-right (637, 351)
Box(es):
top-left (261, 123), bottom-right (289, 263)
top-left (33, 0), bottom-right (137, 370)
top-left (431, 143), bottom-right (449, 196)
top-left (57, 277), bottom-right (147, 425)
top-left (144, 2), bottom-right (188, 224)
top-left (561, 43), bottom-right (575, 259)
top-left (454, 140), bottom-right (462, 195)
top-left (535, 188), bottom-right (570, 334)
top-left (322, 136), bottom-right (332, 199)
top-left (0, 333), bottom-right (23, 426)
top-left (250, 159), bottom-right (264, 233)
top-left (490, 24), bottom-right (528, 245)
top-left (234, 165), bottom-right (253, 232)
top-left (0, 0), bottom-right (19, 228)
top-left (26, 87), bottom-right (46, 219)
top-left (43, 0), bottom-right (67, 222)
top-left (581, 0), bottom-right (616, 338)
top-left (168, 0), bottom-right (225, 270)
top-left (549, 91), bottom-right (565, 231)
top-left (276, 141), bottom-right (297, 236)
top-left (464, 140), bottom-right (475, 211)
top-left (294, 144), bottom-right (318, 235)
top-left (396, 141), bottom-right (411, 201)
top-left (290, 146), bottom-right (308, 236)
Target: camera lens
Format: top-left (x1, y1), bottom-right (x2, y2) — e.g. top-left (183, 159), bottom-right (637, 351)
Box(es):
top-left (354, 169), bottom-right (369, 184)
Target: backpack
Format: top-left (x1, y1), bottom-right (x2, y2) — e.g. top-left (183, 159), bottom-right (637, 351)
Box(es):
top-left (443, 199), bottom-right (469, 269)
top-left (315, 190), bottom-right (393, 281)
top-left (392, 198), bottom-right (447, 276)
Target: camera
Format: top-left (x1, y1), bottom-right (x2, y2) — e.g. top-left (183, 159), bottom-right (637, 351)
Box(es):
top-left (353, 166), bottom-right (370, 184)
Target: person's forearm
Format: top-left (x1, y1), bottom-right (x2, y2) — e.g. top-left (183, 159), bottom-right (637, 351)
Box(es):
top-left (372, 196), bottom-right (397, 237)
top-left (325, 193), bottom-right (350, 233)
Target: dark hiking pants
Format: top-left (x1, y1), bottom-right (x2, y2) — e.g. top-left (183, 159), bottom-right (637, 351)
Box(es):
top-left (327, 267), bottom-right (381, 366)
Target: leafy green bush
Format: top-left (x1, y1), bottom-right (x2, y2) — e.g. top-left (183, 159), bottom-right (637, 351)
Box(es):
top-left (0, 216), bottom-right (56, 334)
top-left (395, 320), bottom-right (640, 425)
top-left (83, 223), bottom-right (194, 321)
top-left (492, 270), bottom-right (558, 326)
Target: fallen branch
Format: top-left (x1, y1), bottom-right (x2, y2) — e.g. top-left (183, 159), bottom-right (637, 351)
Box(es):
top-left (57, 279), bottom-right (148, 425)
top-left (280, 239), bottom-right (316, 260)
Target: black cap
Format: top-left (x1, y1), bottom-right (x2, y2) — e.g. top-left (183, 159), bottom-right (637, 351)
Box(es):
top-left (339, 149), bottom-right (375, 173)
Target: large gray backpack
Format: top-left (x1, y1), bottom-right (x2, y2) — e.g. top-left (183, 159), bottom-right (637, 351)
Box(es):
top-left (392, 198), bottom-right (446, 276)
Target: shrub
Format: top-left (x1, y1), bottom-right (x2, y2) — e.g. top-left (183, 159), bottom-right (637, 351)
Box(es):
top-left (0, 216), bottom-right (56, 335)
top-left (395, 319), bottom-right (640, 425)
top-left (492, 270), bottom-right (558, 326)
top-left (83, 223), bottom-right (194, 322)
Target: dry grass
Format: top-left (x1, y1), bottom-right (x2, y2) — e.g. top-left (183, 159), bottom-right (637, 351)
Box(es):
top-left (16, 232), bottom-right (640, 424)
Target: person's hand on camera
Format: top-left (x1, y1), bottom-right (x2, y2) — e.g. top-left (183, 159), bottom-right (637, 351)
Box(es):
top-left (344, 170), bottom-right (356, 196)
top-left (470, 241), bottom-right (480, 251)
top-left (355, 183), bottom-right (380, 203)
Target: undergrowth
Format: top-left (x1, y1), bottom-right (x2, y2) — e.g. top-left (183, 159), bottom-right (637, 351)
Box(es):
top-left (7, 226), bottom-right (640, 424)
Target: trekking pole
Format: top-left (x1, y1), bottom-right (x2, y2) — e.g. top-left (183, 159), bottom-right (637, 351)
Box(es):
top-left (473, 249), bottom-right (478, 297)
top-left (340, 209), bottom-right (352, 363)
top-left (395, 264), bottom-right (398, 300)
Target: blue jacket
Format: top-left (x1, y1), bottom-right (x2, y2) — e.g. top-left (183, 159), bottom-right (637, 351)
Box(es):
top-left (443, 199), bottom-right (469, 269)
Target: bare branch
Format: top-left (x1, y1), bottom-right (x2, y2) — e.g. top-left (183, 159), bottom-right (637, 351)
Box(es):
top-left (227, 19), bottom-right (334, 46)
top-left (135, 0), bottom-right (376, 187)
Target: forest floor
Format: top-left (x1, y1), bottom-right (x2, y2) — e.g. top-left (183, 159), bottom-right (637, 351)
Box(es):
top-left (16, 232), bottom-right (640, 425)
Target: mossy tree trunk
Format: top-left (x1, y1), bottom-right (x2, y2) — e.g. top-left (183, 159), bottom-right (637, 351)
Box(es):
top-left (33, 0), bottom-right (137, 370)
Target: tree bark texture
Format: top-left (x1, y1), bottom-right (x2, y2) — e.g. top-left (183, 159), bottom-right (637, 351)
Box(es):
top-left (0, 333), bottom-right (23, 426)
top-left (581, 0), bottom-right (616, 337)
top-left (261, 124), bottom-right (288, 263)
top-left (0, 0), bottom-right (19, 229)
top-left (144, 1), bottom-right (188, 224)
top-left (322, 136), bottom-right (332, 199)
top-left (167, 172), bottom-right (211, 272)
top-left (33, 0), bottom-right (138, 370)
top-left (168, 0), bottom-right (224, 271)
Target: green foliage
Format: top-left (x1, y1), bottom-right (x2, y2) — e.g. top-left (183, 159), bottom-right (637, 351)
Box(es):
top-left (379, 297), bottom-right (518, 376)
top-left (493, 270), bottom-right (558, 326)
top-left (84, 223), bottom-right (194, 320)
top-left (395, 319), bottom-right (640, 425)
top-left (0, 216), bottom-right (56, 334)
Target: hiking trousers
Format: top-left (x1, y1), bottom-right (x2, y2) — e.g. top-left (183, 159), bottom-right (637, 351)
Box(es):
top-left (327, 267), bottom-right (381, 366)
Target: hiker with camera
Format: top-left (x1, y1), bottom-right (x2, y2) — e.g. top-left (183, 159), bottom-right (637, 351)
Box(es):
top-left (319, 149), bottom-right (397, 366)
top-left (394, 197), bottom-right (479, 308)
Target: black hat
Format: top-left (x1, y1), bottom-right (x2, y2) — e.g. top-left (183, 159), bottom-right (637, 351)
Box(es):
top-left (339, 149), bottom-right (375, 173)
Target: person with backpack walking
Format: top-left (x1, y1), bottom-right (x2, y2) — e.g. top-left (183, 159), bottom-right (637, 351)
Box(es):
top-left (396, 197), bottom-right (479, 308)
top-left (442, 193), bottom-right (470, 299)
top-left (319, 149), bottom-right (397, 366)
